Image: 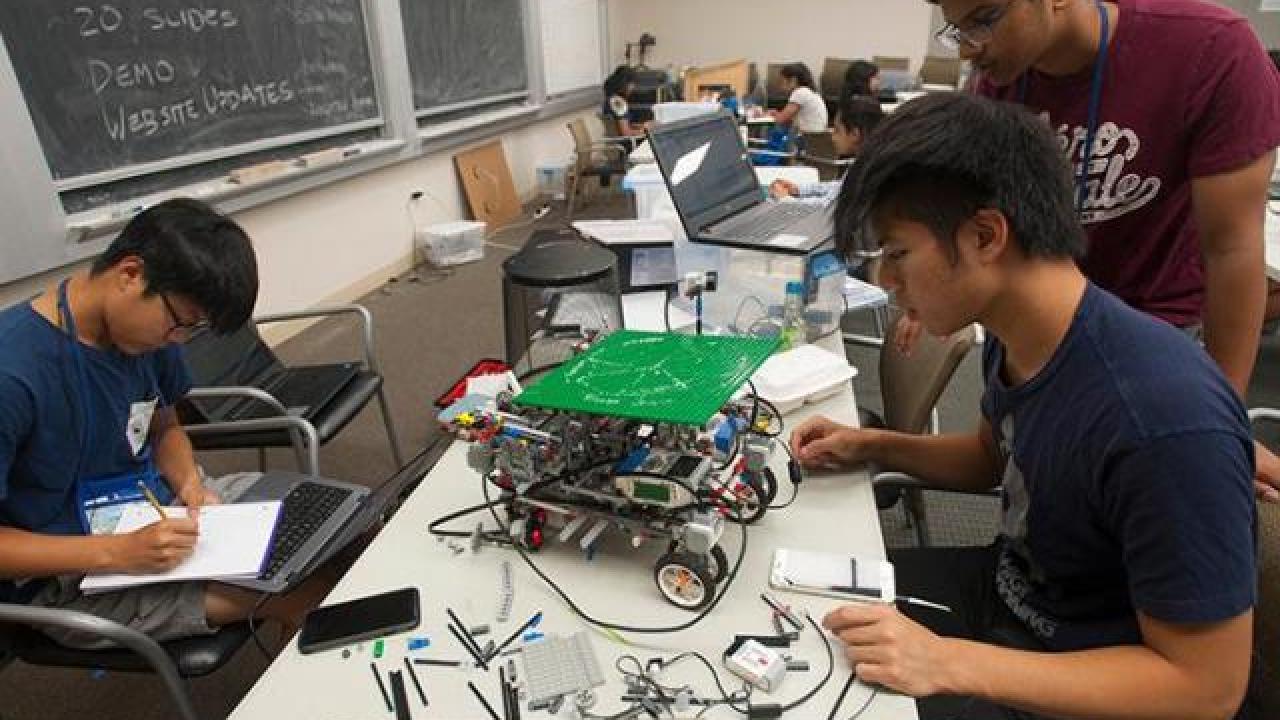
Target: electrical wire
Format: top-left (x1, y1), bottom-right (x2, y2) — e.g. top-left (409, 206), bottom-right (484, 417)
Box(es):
top-left (247, 590), bottom-right (273, 660)
top-left (776, 612), bottom-right (835, 713)
top-left (479, 466), bottom-right (750, 634)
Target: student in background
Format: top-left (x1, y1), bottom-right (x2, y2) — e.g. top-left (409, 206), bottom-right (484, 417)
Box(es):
top-left (0, 199), bottom-right (336, 649)
top-left (769, 62), bottom-right (829, 134)
top-left (842, 60), bottom-right (882, 99)
top-left (798, 92), bottom-right (1255, 720)
top-left (769, 95), bottom-right (885, 202)
top-left (918, 0), bottom-right (1280, 501)
top-left (602, 65), bottom-right (647, 140)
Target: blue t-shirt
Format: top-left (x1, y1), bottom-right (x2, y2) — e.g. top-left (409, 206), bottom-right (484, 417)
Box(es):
top-left (982, 283), bottom-right (1256, 651)
top-left (0, 301), bottom-right (191, 600)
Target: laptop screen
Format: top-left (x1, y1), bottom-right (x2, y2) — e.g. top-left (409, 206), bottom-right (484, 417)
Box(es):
top-left (648, 112), bottom-right (759, 228)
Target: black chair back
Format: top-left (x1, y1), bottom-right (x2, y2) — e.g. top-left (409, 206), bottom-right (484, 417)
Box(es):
top-left (179, 324), bottom-right (283, 420)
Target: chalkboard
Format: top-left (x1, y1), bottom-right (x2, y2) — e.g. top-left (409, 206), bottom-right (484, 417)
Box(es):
top-left (399, 0), bottom-right (528, 114)
top-left (0, 1), bottom-right (381, 184)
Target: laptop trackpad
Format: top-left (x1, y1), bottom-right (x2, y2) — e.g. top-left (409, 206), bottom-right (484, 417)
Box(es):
top-left (236, 473), bottom-right (297, 503)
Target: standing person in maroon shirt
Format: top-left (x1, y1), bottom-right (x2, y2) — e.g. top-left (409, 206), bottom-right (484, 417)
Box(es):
top-left (920, 0), bottom-right (1280, 500)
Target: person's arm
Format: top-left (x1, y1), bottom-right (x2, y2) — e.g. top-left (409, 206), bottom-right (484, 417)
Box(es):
top-left (1193, 149), bottom-right (1274, 395)
top-left (827, 603), bottom-right (1251, 720)
top-left (770, 102), bottom-right (799, 126)
top-left (0, 522), bottom-right (198, 577)
top-left (789, 415), bottom-right (1000, 492)
top-left (150, 406), bottom-right (218, 513)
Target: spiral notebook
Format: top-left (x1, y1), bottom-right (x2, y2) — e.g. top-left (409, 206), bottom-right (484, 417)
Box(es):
top-left (81, 502), bottom-right (281, 594)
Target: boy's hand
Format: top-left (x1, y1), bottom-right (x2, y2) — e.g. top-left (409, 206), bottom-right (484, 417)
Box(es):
top-left (114, 517), bottom-right (199, 573)
top-left (823, 603), bottom-right (953, 697)
top-left (789, 415), bottom-right (874, 471)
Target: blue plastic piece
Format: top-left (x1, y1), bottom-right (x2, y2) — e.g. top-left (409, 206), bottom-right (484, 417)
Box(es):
top-left (407, 637), bottom-right (431, 651)
top-left (714, 416), bottom-right (746, 454)
top-left (615, 447), bottom-right (649, 474)
top-left (522, 631), bottom-right (545, 643)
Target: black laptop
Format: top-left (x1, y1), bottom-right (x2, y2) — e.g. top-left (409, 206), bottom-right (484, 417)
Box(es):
top-left (222, 471), bottom-right (371, 593)
top-left (647, 110), bottom-right (832, 256)
top-left (180, 325), bottom-right (360, 422)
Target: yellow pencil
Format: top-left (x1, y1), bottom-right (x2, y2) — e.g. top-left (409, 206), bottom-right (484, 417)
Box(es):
top-left (136, 481), bottom-right (167, 521)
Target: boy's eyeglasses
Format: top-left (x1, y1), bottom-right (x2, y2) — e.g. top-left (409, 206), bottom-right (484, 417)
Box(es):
top-left (935, 0), bottom-right (1018, 51)
top-left (160, 293), bottom-right (210, 338)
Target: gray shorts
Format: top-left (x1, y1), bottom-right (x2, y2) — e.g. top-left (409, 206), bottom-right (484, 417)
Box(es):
top-left (28, 471), bottom-right (263, 649)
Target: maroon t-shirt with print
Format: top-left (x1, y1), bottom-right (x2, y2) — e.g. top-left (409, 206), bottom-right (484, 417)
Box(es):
top-left (976, 0), bottom-right (1280, 327)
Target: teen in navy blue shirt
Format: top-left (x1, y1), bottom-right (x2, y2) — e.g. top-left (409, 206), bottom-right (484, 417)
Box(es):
top-left (792, 94), bottom-right (1256, 719)
top-left (0, 199), bottom-right (332, 649)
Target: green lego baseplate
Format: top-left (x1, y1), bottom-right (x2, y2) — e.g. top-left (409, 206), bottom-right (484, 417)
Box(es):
top-left (513, 330), bottom-right (779, 426)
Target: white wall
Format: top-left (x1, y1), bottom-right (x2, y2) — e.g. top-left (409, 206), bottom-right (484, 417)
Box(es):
top-left (0, 111), bottom-right (588, 323)
top-left (607, 0), bottom-right (935, 79)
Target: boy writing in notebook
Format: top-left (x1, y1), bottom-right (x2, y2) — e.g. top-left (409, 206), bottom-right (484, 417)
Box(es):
top-left (791, 94), bottom-right (1255, 719)
top-left (0, 198), bottom-right (333, 648)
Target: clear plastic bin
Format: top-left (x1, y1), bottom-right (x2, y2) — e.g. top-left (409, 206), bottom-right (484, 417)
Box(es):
top-left (416, 221), bottom-right (486, 267)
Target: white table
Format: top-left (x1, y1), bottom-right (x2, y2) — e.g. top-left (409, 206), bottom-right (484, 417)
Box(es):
top-left (229, 334), bottom-right (916, 720)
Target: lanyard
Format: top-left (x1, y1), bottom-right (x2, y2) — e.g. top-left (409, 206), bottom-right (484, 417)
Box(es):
top-left (57, 279), bottom-right (93, 483)
top-left (1016, 0), bottom-right (1110, 216)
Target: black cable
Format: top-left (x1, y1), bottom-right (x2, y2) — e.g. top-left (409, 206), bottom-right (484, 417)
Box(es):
top-left (768, 439), bottom-right (803, 510)
top-left (426, 499), bottom-right (511, 542)
top-left (661, 651), bottom-right (750, 714)
top-left (827, 671), bottom-right (856, 720)
top-left (846, 687), bottom-right (879, 720)
top-left (480, 468), bottom-right (749, 634)
top-left (777, 612), bottom-right (835, 713)
top-left (517, 361), bottom-right (565, 384)
top-left (247, 590), bottom-right (273, 660)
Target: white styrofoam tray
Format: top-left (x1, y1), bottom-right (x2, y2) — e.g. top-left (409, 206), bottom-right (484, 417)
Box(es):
top-left (749, 344), bottom-right (858, 414)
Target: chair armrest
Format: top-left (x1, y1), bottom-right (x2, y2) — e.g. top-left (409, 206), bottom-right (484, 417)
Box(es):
top-left (185, 386), bottom-right (289, 416)
top-left (0, 603), bottom-right (198, 720)
top-left (799, 154), bottom-right (856, 168)
top-left (1250, 408), bottom-right (1280, 426)
top-left (747, 149), bottom-right (797, 159)
top-left (183, 415), bottom-right (320, 476)
top-left (873, 470), bottom-right (1000, 497)
top-left (254, 304), bottom-right (378, 373)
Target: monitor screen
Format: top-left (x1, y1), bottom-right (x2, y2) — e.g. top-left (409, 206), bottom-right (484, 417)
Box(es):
top-left (649, 113), bottom-right (758, 224)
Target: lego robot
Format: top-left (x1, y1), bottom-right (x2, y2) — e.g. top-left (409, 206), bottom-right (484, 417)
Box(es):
top-left (443, 390), bottom-right (782, 610)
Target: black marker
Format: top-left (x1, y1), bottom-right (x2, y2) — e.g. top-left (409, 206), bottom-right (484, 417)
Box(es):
top-left (370, 662), bottom-right (392, 713)
top-left (403, 656), bottom-right (428, 706)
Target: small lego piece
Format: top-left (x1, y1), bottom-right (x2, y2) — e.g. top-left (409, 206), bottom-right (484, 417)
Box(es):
top-left (373, 639), bottom-right (385, 659)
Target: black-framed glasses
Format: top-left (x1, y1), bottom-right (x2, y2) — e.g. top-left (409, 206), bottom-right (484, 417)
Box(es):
top-left (935, 0), bottom-right (1018, 51)
top-left (159, 293), bottom-right (209, 338)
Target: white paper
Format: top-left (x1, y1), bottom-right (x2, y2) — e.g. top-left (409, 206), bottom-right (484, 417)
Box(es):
top-left (571, 220), bottom-right (675, 246)
top-left (81, 502), bottom-right (281, 594)
top-left (670, 141), bottom-right (711, 186)
top-left (843, 277), bottom-right (890, 309)
top-left (621, 291), bottom-right (697, 332)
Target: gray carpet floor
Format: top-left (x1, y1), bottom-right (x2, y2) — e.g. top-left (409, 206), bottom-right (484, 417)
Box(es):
top-left (3, 187), bottom-right (1278, 719)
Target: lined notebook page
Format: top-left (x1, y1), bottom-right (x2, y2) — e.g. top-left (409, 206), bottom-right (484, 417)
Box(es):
top-left (81, 502), bottom-right (281, 594)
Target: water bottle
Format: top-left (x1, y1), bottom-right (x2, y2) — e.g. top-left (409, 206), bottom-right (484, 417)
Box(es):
top-left (780, 281), bottom-right (807, 351)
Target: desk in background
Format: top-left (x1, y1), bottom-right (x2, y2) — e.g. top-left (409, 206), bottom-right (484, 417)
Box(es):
top-left (228, 332), bottom-right (917, 720)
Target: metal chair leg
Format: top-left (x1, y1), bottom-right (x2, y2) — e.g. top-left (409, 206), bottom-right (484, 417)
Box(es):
top-left (257, 448), bottom-right (267, 473)
top-left (375, 385), bottom-right (405, 468)
top-left (905, 487), bottom-right (932, 547)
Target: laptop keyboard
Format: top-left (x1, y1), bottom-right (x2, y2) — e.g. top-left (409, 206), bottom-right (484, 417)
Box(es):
top-left (260, 482), bottom-right (354, 581)
top-left (711, 203), bottom-right (818, 241)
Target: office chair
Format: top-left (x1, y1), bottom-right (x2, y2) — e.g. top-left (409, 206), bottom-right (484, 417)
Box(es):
top-left (819, 57), bottom-right (855, 117)
top-left (919, 55), bottom-right (963, 88)
top-left (799, 130), bottom-right (854, 182)
top-left (179, 304), bottom-right (403, 477)
top-left (846, 311), bottom-right (980, 546)
top-left (565, 117), bottom-right (628, 219)
top-left (871, 55), bottom-right (910, 72)
top-left (764, 63), bottom-right (789, 110)
top-left (1246, 410), bottom-right (1280, 716)
top-left (0, 604), bottom-right (249, 720)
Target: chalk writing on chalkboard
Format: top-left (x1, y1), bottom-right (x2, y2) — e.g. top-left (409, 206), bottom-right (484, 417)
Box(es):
top-left (0, 1), bottom-right (380, 183)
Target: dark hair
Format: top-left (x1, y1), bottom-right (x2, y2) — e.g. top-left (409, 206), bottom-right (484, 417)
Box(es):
top-left (842, 60), bottom-right (880, 98)
top-left (1269, 49), bottom-right (1280, 73)
top-left (835, 93), bottom-right (1084, 261)
top-left (603, 65), bottom-right (636, 98)
top-left (835, 95), bottom-right (884, 137)
top-left (91, 197), bottom-right (258, 333)
top-left (779, 62), bottom-right (816, 90)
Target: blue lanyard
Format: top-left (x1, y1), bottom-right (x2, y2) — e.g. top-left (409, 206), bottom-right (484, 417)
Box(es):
top-left (57, 279), bottom-right (93, 482)
top-left (1017, 0), bottom-right (1110, 216)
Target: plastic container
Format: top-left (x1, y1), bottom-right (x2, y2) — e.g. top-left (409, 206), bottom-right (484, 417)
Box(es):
top-left (750, 344), bottom-right (858, 414)
top-left (622, 163), bottom-right (677, 220)
top-left (417, 220), bottom-right (486, 267)
top-left (779, 281), bottom-right (807, 351)
top-left (536, 161), bottom-right (570, 200)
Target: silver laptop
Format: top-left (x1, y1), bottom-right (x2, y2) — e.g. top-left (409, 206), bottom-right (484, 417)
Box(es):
top-left (224, 471), bottom-right (371, 594)
top-left (647, 110), bottom-right (832, 256)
